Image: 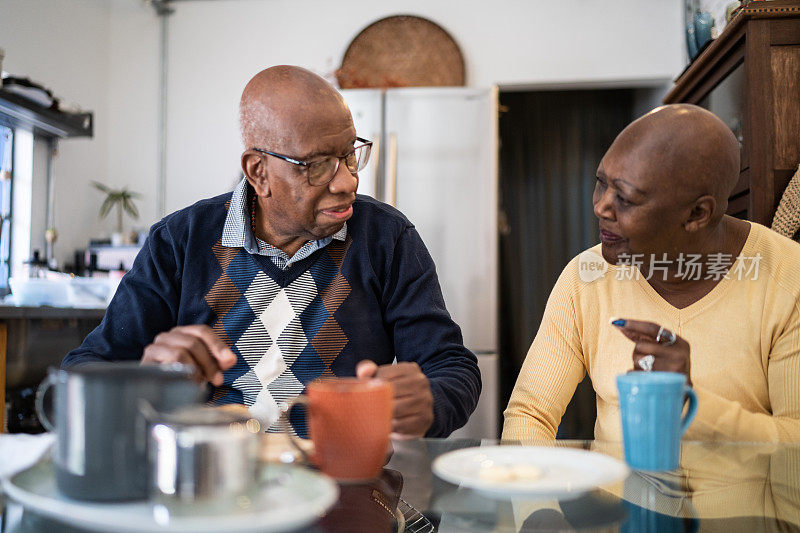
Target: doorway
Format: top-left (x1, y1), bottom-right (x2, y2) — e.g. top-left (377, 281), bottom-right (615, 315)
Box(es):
top-left (498, 88), bottom-right (636, 439)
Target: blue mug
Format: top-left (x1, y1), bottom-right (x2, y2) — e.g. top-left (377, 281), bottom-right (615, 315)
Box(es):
top-left (622, 501), bottom-right (699, 533)
top-left (616, 372), bottom-right (698, 471)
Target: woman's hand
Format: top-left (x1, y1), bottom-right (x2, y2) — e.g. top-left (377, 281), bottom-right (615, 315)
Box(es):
top-left (611, 318), bottom-right (692, 385)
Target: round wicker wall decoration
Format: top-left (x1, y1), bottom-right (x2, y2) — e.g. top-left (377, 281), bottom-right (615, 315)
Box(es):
top-left (336, 15), bottom-right (465, 89)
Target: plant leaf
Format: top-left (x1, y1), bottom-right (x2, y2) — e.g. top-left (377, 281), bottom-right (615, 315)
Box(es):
top-left (92, 182), bottom-right (143, 220)
top-left (91, 181), bottom-right (110, 193)
top-left (98, 196), bottom-right (115, 218)
top-left (123, 197), bottom-right (139, 219)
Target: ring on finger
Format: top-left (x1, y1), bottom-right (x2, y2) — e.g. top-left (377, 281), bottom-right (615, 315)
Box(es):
top-left (638, 354), bottom-right (655, 372)
top-left (656, 326), bottom-right (677, 346)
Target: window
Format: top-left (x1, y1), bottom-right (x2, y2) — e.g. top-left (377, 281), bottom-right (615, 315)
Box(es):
top-left (0, 126), bottom-right (12, 293)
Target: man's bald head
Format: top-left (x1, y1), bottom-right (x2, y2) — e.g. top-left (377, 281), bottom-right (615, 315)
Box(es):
top-left (609, 104), bottom-right (740, 215)
top-left (239, 65), bottom-right (350, 151)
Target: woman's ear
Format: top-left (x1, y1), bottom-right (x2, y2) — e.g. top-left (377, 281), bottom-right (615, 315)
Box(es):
top-left (684, 195), bottom-right (716, 233)
top-left (241, 151), bottom-right (270, 197)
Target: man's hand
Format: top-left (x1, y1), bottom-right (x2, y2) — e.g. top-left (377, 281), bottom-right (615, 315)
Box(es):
top-left (141, 325), bottom-right (237, 386)
top-left (356, 360), bottom-right (434, 439)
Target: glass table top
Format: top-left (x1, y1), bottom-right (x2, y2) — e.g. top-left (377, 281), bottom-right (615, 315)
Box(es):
top-left (3, 438), bottom-right (799, 532)
top-left (388, 439), bottom-right (800, 532)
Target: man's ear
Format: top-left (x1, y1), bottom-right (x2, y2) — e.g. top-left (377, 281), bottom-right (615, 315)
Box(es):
top-left (684, 195), bottom-right (716, 233)
top-left (241, 151), bottom-right (270, 197)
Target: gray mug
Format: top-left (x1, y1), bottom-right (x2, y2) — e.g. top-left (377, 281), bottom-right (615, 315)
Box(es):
top-left (36, 362), bottom-right (205, 501)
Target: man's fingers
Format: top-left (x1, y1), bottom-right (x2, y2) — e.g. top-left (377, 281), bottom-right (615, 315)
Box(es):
top-left (142, 343), bottom-right (194, 366)
top-left (392, 394), bottom-right (426, 416)
top-left (180, 325), bottom-right (237, 369)
top-left (143, 326), bottom-right (235, 386)
top-left (391, 413), bottom-right (427, 437)
top-left (142, 344), bottom-right (200, 378)
top-left (356, 361), bottom-right (433, 436)
top-left (356, 359), bottom-right (379, 379)
top-left (383, 374), bottom-right (429, 399)
top-left (374, 364), bottom-right (431, 400)
top-left (154, 330), bottom-right (222, 383)
top-left (373, 361), bottom-right (421, 379)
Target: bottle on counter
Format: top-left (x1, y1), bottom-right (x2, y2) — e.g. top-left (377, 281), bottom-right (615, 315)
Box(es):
top-left (21, 250), bottom-right (48, 279)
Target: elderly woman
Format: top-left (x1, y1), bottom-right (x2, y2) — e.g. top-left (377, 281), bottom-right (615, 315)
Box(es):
top-left (503, 104), bottom-right (800, 442)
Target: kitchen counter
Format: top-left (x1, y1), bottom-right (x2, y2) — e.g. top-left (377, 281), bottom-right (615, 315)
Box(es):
top-left (0, 306), bottom-right (106, 432)
top-left (0, 304), bottom-right (106, 320)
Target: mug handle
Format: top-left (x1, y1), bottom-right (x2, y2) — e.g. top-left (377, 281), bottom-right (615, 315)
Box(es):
top-left (138, 398), bottom-right (159, 422)
top-left (281, 396), bottom-right (312, 464)
top-left (34, 370), bottom-right (58, 432)
top-left (680, 386), bottom-right (698, 436)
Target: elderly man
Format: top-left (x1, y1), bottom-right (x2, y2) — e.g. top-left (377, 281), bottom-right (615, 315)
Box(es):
top-left (64, 66), bottom-right (481, 438)
top-left (503, 104), bottom-right (800, 442)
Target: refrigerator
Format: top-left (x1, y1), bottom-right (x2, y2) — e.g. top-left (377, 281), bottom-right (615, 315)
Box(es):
top-left (341, 87), bottom-right (499, 438)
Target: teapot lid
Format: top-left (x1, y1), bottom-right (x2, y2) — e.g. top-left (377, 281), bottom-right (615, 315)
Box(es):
top-left (157, 405), bottom-right (256, 428)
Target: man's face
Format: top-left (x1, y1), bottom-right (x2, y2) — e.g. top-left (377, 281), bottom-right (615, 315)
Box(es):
top-left (592, 142), bottom-right (692, 265)
top-left (262, 102), bottom-right (359, 245)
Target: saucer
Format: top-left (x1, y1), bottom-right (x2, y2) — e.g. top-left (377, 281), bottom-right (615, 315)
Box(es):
top-left (433, 445), bottom-right (629, 499)
top-left (2, 458), bottom-right (338, 533)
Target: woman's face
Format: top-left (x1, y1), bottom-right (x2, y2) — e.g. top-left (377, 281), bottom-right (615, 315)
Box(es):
top-left (592, 145), bottom-right (694, 266)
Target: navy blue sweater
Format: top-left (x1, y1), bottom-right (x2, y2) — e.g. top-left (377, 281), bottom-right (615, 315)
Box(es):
top-left (63, 193), bottom-right (481, 437)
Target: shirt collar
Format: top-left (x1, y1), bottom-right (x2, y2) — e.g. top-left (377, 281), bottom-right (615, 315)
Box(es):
top-left (330, 224), bottom-right (347, 242)
top-left (222, 178), bottom-right (347, 253)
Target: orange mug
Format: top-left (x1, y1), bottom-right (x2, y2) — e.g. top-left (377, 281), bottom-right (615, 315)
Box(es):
top-left (285, 377), bottom-right (393, 481)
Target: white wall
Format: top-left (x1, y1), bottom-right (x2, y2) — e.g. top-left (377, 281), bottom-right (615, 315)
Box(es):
top-left (1, 0), bottom-right (112, 268)
top-left (106, 0), bottom-right (161, 231)
top-left (162, 0), bottom-right (684, 212)
top-left (1, 0), bottom-right (684, 266)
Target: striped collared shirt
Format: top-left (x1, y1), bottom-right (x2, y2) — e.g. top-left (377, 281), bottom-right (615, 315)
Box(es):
top-left (221, 179), bottom-right (346, 270)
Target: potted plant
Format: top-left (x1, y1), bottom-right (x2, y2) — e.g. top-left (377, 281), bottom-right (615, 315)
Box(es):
top-left (92, 181), bottom-right (141, 246)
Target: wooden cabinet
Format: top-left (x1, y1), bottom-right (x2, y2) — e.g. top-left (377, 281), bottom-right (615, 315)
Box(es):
top-left (664, 0), bottom-right (800, 225)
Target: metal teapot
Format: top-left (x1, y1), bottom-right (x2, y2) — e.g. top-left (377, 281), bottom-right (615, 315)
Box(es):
top-left (142, 403), bottom-right (263, 505)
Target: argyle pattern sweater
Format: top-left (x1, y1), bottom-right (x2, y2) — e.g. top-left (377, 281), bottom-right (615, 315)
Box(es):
top-left (63, 193), bottom-right (481, 437)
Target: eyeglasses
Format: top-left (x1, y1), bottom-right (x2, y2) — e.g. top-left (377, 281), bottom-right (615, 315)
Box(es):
top-left (251, 137), bottom-right (373, 187)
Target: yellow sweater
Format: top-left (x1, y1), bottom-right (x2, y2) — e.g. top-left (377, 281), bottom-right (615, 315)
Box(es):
top-left (503, 222), bottom-right (800, 442)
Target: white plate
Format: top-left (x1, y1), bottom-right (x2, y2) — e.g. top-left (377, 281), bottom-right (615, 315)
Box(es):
top-left (2, 459), bottom-right (338, 533)
top-left (432, 445), bottom-right (629, 499)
